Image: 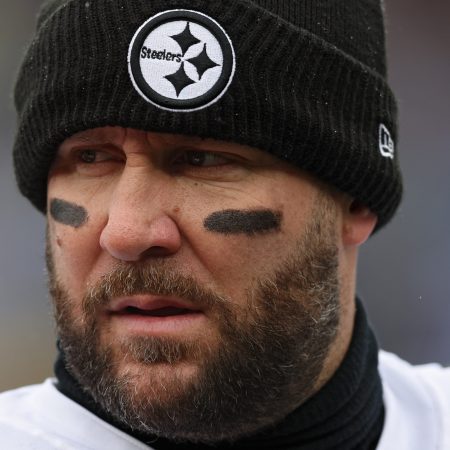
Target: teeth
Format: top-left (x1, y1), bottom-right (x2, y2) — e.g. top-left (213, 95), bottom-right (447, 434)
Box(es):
top-left (124, 306), bottom-right (190, 317)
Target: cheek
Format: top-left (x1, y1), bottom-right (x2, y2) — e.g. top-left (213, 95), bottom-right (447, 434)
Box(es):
top-left (182, 213), bottom-right (289, 299)
top-left (47, 175), bottom-right (113, 290)
top-left (48, 211), bottom-right (105, 302)
top-left (180, 184), bottom-right (319, 298)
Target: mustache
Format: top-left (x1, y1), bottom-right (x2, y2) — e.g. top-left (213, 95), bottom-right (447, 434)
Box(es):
top-left (82, 262), bottom-right (228, 313)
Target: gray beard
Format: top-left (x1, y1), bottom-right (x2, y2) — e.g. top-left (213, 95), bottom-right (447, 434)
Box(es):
top-left (47, 203), bottom-right (340, 444)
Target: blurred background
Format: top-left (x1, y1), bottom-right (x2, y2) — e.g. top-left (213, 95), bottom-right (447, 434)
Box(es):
top-left (1, 0), bottom-right (449, 391)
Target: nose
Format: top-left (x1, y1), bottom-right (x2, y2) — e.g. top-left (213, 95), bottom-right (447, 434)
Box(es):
top-left (99, 175), bottom-right (182, 262)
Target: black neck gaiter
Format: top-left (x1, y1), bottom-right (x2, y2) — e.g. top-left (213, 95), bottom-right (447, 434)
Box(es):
top-left (55, 300), bottom-right (384, 450)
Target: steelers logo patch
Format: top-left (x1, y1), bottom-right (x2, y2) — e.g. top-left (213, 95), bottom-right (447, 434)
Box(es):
top-left (128, 10), bottom-right (236, 112)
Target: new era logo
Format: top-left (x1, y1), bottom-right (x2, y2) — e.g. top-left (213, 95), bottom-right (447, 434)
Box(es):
top-left (379, 124), bottom-right (395, 159)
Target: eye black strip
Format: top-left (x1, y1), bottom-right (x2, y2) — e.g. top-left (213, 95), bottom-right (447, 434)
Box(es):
top-left (204, 209), bottom-right (282, 236)
top-left (50, 199), bottom-right (88, 229)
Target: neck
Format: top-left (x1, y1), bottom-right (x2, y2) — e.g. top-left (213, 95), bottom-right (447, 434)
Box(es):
top-left (55, 299), bottom-right (384, 449)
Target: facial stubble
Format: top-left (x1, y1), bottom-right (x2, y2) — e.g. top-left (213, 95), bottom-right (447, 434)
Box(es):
top-left (47, 199), bottom-right (340, 444)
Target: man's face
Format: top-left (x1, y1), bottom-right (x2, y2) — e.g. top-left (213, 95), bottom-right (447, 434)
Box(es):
top-left (47, 127), bottom-right (345, 443)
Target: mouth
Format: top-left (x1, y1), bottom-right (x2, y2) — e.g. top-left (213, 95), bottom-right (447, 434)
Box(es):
top-left (109, 295), bottom-right (202, 315)
top-left (121, 306), bottom-right (197, 317)
top-left (107, 296), bottom-right (206, 335)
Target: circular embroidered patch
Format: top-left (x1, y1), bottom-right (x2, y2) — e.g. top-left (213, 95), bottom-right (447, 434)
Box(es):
top-left (128, 10), bottom-right (236, 112)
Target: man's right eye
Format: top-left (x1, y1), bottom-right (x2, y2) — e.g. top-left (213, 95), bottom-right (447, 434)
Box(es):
top-left (77, 149), bottom-right (115, 164)
top-left (68, 148), bottom-right (124, 177)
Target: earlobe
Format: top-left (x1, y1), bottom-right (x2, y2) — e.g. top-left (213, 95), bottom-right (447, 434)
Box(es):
top-left (342, 200), bottom-right (378, 246)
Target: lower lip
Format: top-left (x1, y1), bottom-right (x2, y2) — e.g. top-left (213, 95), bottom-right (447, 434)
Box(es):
top-left (108, 311), bottom-right (206, 335)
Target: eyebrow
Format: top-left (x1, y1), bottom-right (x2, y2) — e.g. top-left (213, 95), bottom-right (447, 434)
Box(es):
top-left (60, 136), bottom-right (121, 153)
top-left (65, 135), bottom-right (109, 144)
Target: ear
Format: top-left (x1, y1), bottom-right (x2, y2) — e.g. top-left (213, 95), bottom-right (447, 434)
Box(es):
top-left (342, 199), bottom-right (377, 247)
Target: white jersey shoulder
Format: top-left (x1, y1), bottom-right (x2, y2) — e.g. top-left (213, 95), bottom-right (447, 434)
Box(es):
top-left (0, 379), bottom-right (152, 449)
top-left (378, 350), bottom-right (450, 450)
top-left (0, 353), bottom-right (449, 449)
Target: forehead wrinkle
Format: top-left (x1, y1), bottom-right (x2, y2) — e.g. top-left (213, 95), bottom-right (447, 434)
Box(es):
top-left (146, 131), bottom-right (207, 146)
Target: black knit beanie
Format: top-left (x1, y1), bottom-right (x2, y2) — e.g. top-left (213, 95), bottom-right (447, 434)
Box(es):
top-left (13, 0), bottom-right (402, 228)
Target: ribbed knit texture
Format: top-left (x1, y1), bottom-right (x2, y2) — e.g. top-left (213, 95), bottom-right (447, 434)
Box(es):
top-left (55, 299), bottom-right (384, 449)
top-left (14, 0), bottom-right (401, 228)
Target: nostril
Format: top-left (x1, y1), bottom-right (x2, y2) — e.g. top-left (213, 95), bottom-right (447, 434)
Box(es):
top-left (142, 246), bottom-right (174, 258)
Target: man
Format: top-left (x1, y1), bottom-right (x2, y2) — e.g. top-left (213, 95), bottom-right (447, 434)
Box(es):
top-left (1, 0), bottom-right (449, 448)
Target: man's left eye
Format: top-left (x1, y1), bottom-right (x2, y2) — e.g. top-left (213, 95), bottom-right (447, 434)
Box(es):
top-left (183, 151), bottom-right (229, 167)
top-left (78, 149), bottom-right (113, 163)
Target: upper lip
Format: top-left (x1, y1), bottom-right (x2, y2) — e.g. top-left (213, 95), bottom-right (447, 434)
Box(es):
top-left (107, 295), bottom-right (202, 314)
